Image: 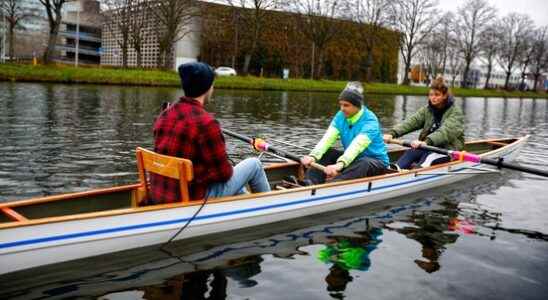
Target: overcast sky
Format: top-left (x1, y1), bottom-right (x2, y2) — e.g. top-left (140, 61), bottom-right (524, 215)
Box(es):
top-left (438, 0), bottom-right (548, 27)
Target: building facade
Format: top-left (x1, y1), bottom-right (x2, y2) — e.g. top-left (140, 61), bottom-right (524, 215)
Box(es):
top-left (58, 0), bottom-right (102, 64)
top-left (100, 1), bottom-right (400, 80)
top-left (101, 6), bottom-right (200, 69)
top-left (4, 0), bottom-right (48, 59)
top-left (409, 64), bottom-right (535, 90)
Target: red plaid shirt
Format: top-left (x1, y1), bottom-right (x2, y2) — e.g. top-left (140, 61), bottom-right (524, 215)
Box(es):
top-left (150, 97), bottom-right (233, 202)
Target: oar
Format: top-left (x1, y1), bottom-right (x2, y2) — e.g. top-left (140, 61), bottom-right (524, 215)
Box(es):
top-left (387, 139), bottom-right (548, 178)
top-left (222, 128), bottom-right (326, 172)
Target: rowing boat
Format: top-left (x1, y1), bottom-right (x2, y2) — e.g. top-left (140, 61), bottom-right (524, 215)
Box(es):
top-left (0, 136), bottom-right (528, 275)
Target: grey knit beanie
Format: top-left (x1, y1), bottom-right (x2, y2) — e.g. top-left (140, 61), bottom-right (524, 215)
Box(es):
top-left (338, 82), bottom-right (364, 107)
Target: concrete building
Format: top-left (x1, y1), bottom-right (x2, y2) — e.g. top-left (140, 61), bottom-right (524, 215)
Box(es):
top-left (2, 0), bottom-right (101, 62)
top-left (58, 0), bottom-right (102, 64)
top-left (18, 0), bottom-right (48, 32)
top-left (3, 0), bottom-right (48, 59)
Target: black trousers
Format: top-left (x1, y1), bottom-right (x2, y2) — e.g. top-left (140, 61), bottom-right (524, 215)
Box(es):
top-left (306, 148), bottom-right (387, 185)
top-left (396, 148), bottom-right (450, 169)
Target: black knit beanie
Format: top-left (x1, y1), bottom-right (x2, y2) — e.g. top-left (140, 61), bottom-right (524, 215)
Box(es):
top-left (338, 82), bottom-right (364, 107)
top-left (178, 62), bottom-right (215, 98)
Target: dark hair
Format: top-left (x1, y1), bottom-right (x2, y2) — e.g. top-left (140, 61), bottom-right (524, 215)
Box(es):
top-left (430, 76), bottom-right (449, 95)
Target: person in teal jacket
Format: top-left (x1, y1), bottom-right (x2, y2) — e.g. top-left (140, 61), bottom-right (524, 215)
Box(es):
top-left (301, 82), bottom-right (389, 184)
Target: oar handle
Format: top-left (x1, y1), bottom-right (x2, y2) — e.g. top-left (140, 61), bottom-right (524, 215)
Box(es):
top-left (310, 162), bottom-right (327, 172)
top-left (387, 138), bottom-right (548, 178)
top-left (222, 129), bottom-right (326, 172)
top-left (387, 138), bottom-right (449, 154)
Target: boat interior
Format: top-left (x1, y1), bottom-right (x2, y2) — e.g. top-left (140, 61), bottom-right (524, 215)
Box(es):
top-left (0, 138), bottom-right (518, 226)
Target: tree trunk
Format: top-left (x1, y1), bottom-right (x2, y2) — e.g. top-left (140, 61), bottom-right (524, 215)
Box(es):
top-left (441, 54), bottom-right (447, 75)
top-left (484, 64), bottom-right (492, 89)
top-left (136, 49), bottom-right (142, 68)
top-left (451, 75), bottom-right (457, 87)
top-left (504, 72), bottom-right (511, 90)
top-left (310, 42), bottom-right (315, 80)
top-left (163, 44), bottom-right (174, 70)
top-left (316, 51), bottom-right (324, 80)
top-left (365, 49), bottom-right (373, 82)
top-left (243, 23), bottom-right (259, 75)
top-left (402, 59), bottom-right (411, 85)
top-left (8, 23), bottom-right (15, 58)
top-left (533, 73), bottom-right (540, 91)
top-left (121, 40), bottom-right (128, 68)
top-left (157, 37), bottom-right (172, 70)
top-left (520, 75), bottom-right (526, 91)
top-left (43, 7), bottom-right (64, 65)
top-left (461, 62), bottom-right (470, 88)
top-left (44, 27), bottom-right (59, 64)
top-left (243, 54), bottom-right (252, 74)
top-left (519, 63), bottom-right (529, 91)
top-left (231, 11), bottom-right (239, 70)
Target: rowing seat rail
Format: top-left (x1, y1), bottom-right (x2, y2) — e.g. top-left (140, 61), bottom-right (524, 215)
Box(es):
top-left (135, 147), bottom-right (194, 206)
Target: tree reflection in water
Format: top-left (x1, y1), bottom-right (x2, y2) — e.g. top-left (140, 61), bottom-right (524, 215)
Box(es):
top-left (139, 256), bottom-right (263, 300)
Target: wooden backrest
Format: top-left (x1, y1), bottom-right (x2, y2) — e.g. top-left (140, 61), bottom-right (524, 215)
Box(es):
top-left (135, 147), bottom-right (194, 205)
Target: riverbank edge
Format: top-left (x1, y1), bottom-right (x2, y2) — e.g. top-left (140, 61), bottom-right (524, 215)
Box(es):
top-left (1, 64), bottom-right (547, 99)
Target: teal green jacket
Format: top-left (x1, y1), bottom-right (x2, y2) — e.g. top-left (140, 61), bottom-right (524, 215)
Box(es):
top-left (310, 107), bottom-right (389, 166)
top-left (389, 98), bottom-right (465, 150)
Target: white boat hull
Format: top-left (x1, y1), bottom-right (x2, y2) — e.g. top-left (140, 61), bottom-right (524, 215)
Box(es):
top-left (0, 136), bottom-right (527, 274)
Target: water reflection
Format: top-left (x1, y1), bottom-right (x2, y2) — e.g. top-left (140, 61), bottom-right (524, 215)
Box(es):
top-left (139, 256), bottom-right (262, 300)
top-left (318, 227), bottom-right (382, 299)
top-left (387, 201), bottom-right (460, 273)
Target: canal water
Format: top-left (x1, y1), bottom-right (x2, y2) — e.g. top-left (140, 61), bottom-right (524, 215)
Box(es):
top-left (1, 82), bottom-right (547, 299)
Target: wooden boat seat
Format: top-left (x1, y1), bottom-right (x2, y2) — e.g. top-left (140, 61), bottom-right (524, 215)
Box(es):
top-left (135, 147), bottom-right (194, 206)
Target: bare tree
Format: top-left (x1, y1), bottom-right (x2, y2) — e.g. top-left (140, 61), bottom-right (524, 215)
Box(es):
top-left (478, 23), bottom-right (499, 89)
top-left (223, 0), bottom-right (279, 74)
top-left (418, 11), bottom-right (454, 79)
top-left (437, 11), bottom-right (453, 75)
top-left (39, 0), bottom-right (68, 64)
top-left (149, 0), bottom-right (196, 70)
top-left (446, 39), bottom-right (463, 87)
top-left (454, 0), bottom-right (496, 88)
top-left (530, 26), bottom-right (548, 91)
top-left (292, 0), bottom-right (342, 79)
top-left (419, 36), bottom-right (443, 82)
top-left (496, 13), bottom-right (534, 90)
top-left (129, 0), bottom-right (149, 67)
top-left (517, 32), bottom-right (536, 91)
top-left (1, 0), bottom-right (32, 58)
top-left (390, 0), bottom-right (438, 85)
top-left (102, 0), bottom-right (134, 68)
top-left (223, 2), bottom-right (241, 70)
top-left (346, 0), bottom-right (392, 81)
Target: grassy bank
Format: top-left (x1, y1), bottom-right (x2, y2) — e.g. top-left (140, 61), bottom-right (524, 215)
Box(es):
top-left (1, 63), bottom-right (546, 98)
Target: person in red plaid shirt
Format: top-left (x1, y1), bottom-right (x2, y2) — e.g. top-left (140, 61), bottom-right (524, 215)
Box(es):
top-left (150, 62), bottom-right (270, 203)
